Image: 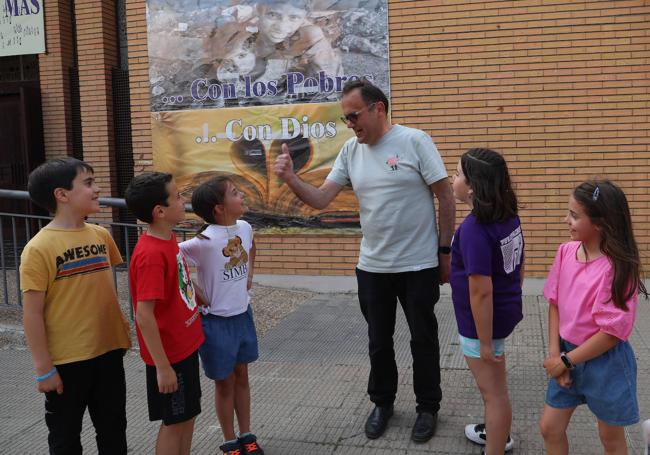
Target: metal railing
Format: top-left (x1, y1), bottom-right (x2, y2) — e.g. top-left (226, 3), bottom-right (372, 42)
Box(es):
top-left (0, 189), bottom-right (194, 314)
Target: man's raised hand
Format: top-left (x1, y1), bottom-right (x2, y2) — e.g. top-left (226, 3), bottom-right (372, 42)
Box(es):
top-left (273, 143), bottom-right (295, 182)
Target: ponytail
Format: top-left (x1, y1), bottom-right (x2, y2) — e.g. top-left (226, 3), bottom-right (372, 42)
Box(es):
top-left (196, 223), bottom-right (211, 240)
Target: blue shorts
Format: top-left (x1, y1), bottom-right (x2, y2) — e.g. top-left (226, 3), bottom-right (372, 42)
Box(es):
top-left (545, 339), bottom-right (639, 426)
top-left (459, 335), bottom-right (505, 358)
top-left (199, 305), bottom-right (259, 381)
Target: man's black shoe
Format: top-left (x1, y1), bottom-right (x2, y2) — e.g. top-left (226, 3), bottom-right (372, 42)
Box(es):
top-left (411, 411), bottom-right (438, 443)
top-left (364, 405), bottom-right (394, 439)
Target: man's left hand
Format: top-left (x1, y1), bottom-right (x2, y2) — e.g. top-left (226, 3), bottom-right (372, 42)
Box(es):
top-left (438, 253), bottom-right (451, 284)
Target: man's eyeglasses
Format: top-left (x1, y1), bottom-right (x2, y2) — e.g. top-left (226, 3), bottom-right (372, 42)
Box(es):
top-left (340, 103), bottom-right (376, 124)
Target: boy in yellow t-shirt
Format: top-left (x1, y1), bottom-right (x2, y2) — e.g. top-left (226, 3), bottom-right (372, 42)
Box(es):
top-left (20, 158), bottom-right (131, 454)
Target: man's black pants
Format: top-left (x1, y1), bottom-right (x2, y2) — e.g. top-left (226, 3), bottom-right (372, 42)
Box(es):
top-left (44, 349), bottom-right (127, 454)
top-left (356, 267), bottom-right (442, 414)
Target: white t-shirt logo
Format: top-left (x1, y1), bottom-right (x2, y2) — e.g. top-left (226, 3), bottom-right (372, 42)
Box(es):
top-left (500, 226), bottom-right (523, 274)
top-left (386, 155), bottom-right (400, 171)
top-left (222, 236), bottom-right (249, 271)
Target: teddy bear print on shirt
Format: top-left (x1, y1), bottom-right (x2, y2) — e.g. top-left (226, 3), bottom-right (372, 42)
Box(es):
top-left (222, 236), bottom-right (249, 271)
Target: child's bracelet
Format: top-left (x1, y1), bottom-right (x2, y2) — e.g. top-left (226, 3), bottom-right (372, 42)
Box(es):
top-left (36, 367), bottom-right (58, 382)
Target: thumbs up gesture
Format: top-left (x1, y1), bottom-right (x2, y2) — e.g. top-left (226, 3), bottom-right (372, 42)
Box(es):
top-left (273, 143), bottom-right (296, 182)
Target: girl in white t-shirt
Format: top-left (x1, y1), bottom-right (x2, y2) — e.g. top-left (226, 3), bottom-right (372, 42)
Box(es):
top-left (179, 176), bottom-right (263, 455)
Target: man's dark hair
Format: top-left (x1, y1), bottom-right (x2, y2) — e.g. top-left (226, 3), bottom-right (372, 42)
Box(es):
top-left (27, 158), bottom-right (94, 213)
top-left (342, 78), bottom-right (390, 114)
top-left (124, 172), bottom-right (173, 223)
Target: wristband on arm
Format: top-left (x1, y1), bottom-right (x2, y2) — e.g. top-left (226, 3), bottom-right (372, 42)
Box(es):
top-left (36, 367), bottom-right (58, 382)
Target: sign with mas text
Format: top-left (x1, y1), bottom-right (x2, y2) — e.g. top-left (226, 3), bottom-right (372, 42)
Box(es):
top-left (1, 0), bottom-right (45, 57)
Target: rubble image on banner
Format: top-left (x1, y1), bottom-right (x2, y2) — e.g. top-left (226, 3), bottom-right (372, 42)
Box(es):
top-left (147, 0), bottom-right (390, 111)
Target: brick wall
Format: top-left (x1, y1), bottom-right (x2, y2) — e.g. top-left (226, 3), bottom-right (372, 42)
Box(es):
top-left (388, 0), bottom-right (650, 275)
top-left (74, 0), bottom-right (120, 221)
top-left (38, 0), bottom-right (75, 158)
top-left (125, 0), bottom-right (650, 277)
top-left (125, 0), bottom-right (153, 175)
top-left (254, 234), bottom-right (361, 276)
top-left (37, 0), bottom-right (121, 220)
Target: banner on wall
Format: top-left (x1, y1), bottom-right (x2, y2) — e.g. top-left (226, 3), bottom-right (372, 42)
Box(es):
top-left (1, 0), bottom-right (45, 57)
top-left (147, 0), bottom-right (390, 227)
top-left (153, 104), bottom-right (361, 226)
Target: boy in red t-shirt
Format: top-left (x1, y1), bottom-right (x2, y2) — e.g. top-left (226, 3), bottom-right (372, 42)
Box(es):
top-left (125, 172), bottom-right (204, 455)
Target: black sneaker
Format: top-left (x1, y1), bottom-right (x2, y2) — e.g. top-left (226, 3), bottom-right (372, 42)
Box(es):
top-left (464, 423), bottom-right (514, 451)
top-left (238, 433), bottom-right (264, 455)
top-left (219, 440), bottom-right (242, 455)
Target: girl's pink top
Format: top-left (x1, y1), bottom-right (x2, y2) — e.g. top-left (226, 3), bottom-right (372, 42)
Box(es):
top-left (543, 241), bottom-right (637, 345)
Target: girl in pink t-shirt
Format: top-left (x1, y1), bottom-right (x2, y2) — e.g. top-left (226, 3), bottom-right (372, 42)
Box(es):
top-left (540, 180), bottom-right (647, 455)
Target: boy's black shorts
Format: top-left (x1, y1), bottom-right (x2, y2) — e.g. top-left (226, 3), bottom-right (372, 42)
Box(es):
top-left (146, 350), bottom-right (201, 425)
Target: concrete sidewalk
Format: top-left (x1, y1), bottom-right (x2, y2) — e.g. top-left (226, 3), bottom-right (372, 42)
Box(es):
top-left (252, 274), bottom-right (549, 295)
top-left (1, 293), bottom-right (649, 454)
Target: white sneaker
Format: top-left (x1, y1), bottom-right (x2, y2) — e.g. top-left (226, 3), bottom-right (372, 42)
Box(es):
top-left (643, 419), bottom-right (650, 455)
top-left (465, 423), bottom-right (514, 452)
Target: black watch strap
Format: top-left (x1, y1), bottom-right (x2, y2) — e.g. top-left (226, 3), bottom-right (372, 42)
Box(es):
top-left (560, 351), bottom-right (575, 370)
top-left (438, 246), bottom-right (451, 254)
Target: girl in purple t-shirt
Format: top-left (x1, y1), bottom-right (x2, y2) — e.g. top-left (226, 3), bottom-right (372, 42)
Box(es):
top-left (540, 180), bottom-right (647, 454)
top-left (450, 148), bottom-right (524, 454)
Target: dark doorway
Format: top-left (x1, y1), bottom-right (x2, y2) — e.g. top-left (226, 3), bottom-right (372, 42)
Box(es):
top-left (0, 93), bottom-right (23, 194)
top-left (0, 54), bottom-right (44, 203)
top-left (0, 75), bottom-right (46, 253)
top-left (0, 83), bottom-right (45, 207)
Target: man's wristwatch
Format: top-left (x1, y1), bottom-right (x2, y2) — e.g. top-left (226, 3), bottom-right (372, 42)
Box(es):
top-left (438, 246), bottom-right (451, 255)
top-left (560, 351), bottom-right (575, 370)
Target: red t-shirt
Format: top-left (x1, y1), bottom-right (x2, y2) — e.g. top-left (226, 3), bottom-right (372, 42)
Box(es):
top-left (129, 232), bottom-right (204, 365)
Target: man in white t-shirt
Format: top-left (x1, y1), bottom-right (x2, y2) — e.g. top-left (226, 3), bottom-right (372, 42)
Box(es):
top-left (273, 79), bottom-right (455, 444)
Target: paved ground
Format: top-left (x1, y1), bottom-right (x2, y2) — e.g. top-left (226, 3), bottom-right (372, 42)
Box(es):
top-left (1, 293), bottom-right (649, 454)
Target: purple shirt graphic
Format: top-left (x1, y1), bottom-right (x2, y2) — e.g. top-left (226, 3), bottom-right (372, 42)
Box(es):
top-left (450, 214), bottom-right (524, 339)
